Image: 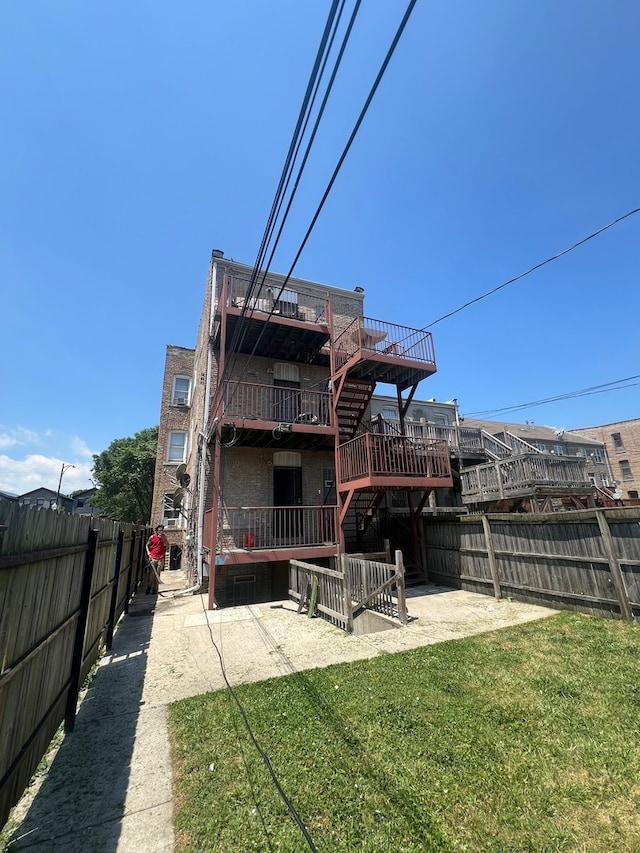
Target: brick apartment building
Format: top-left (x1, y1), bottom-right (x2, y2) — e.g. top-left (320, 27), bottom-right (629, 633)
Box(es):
top-left (151, 251), bottom-right (453, 608)
top-left (573, 418), bottom-right (640, 502)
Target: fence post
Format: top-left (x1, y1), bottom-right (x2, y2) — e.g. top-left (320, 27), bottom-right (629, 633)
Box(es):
top-left (384, 538), bottom-right (391, 565)
top-left (481, 514), bottom-right (502, 599)
top-left (341, 552), bottom-right (353, 633)
top-left (105, 529), bottom-right (125, 651)
top-left (595, 510), bottom-right (633, 621)
top-left (65, 527), bottom-right (98, 733)
top-left (124, 529), bottom-right (136, 614)
top-left (395, 550), bottom-right (407, 624)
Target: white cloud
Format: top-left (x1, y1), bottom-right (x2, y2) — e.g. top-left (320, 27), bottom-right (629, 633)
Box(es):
top-left (0, 425), bottom-right (46, 449)
top-left (0, 434), bottom-right (19, 449)
top-left (70, 436), bottom-right (95, 460)
top-left (0, 454), bottom-right (94, 496)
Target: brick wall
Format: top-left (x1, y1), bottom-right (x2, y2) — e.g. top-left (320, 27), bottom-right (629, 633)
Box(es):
top-left (150, 344), bottom-right (195, 545)
top-left (574, 419), bottom-right (640, 499)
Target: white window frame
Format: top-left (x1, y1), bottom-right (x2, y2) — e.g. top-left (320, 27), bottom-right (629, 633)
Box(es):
top-left (172, 376), bottom-right (191, 407)
top-left (591, 448), bottom-right (605, 463)
top-left (167, 431), bottom-right (187, 463)
top-left (162, 492), bottom-right (184, 528)
top-left (553, 445), bottom-right (565, 456)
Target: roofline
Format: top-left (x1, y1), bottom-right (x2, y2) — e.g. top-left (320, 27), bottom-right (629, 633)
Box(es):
top-left (572, 418), bottom-right (640, 430)
top-left (217, 259), bottom-right (365, 301)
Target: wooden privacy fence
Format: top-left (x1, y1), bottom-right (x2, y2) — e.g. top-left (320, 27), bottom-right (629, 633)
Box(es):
top-left (422, 507), bottom-right (640, 621)
top-left (289, 548), bottom-right (407, 633)
top-left (0, 500), bottom-right (150, 830)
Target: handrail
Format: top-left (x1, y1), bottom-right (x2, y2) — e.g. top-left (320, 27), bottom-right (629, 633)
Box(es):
top-left (219, 505), bottom-right (337, 551)
top-left (223, 275), bottom-right (328, 324)
top-left (333, 316), bottom-right (435, 370)
top-left (221, 380), bottom-right (331, 425)
top-left (461, 453), bottom-right (591, 500)
top-left (339, 433), bottom-right (451, 482)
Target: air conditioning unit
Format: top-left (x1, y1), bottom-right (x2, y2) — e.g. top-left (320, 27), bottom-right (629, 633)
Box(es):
top-left (175, 397), bottom-right (189, 406)
top-left (166, 518), bottom-right (178, 527)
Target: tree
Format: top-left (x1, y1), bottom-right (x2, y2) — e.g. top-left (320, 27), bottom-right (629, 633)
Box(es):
top-left (91, 426), bottom-right (158, 523)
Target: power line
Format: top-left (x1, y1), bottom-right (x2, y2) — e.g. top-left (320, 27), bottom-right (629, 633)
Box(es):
top-left (464, 373), bottom-right (640, 418)
top-left (424, 206), bottom-right (640, 330)
top-left (225, 0), bottom-right (420, 408)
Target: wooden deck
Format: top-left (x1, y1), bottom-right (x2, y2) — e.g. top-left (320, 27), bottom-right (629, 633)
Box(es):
top-left (338, 433), bottom-right (452, 490)
top-left (461, 454), bottom-right (592, 503)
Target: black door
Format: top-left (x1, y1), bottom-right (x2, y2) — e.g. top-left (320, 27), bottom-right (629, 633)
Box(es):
top-left (273, 466), bottom-right (303, 543)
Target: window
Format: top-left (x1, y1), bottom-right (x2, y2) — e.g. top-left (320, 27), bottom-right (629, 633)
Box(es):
top-left (619, 459), bottom-right (633, 481)
top-left (574, 448), bottom-right (586, 458)
top-left (553, 445), bottom-right (565, 456)
top-left (434, 415), bottom-right (449, 426)
top-left (600, 474), bottom-right (610, 487)
top-left (22, 498), bottom-right (31, 505)
top-left (590, 448), bottom-right (605, 463)
top-left (167, 431), bottom-right (187, 463)
top-left (629, 490), bottom-right (639, 499)
top-left (534, 443), bottom-right (547, 452)
top-left (77, 499), bottom-right (85, 508)
top-left (382, 407), bottom-right (399, 421)
top-left (163, 492), bottom-right (182, 527)
top-left (612, 432), bottom-right (625, 451)
top-left (172, 376), bottom-right (191, 407)
top-left (588, 472), bottom-right (596, 486)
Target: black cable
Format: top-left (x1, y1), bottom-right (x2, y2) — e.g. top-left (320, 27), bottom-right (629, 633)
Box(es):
top-left (424, 206), bottom-right (640, 330)
top-left (198, 570), bottom-right (318, 851)
top-left (464, 374), bottom-right (640, 418)
top-left (224, 0), bottom-right (418, 410)
top-left (221, 0), bottom-right (344, 381)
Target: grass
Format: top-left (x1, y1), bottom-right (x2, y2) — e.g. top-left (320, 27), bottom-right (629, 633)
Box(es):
top-left (168, 612), bottom-right (640, 852)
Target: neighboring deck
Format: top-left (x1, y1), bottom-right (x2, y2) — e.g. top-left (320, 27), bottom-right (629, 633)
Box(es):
top-left (461, 454), bottom-right (593, 503)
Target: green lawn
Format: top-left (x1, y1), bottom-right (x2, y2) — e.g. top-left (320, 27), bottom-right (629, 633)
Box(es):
top-left (168, 612), bottom-right (640, 852)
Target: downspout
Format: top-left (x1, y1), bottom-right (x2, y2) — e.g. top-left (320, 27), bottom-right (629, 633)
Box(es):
top-left (174, 252), bottom-right (219, 598)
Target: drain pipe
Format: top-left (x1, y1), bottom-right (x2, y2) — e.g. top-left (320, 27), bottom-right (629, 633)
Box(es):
top-left (174, 252), bottom-right (220, 599)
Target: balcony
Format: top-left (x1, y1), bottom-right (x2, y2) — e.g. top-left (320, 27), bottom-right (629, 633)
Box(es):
top-left (220, 381), bottom-right (333, 448)
top-left (461, 454), bottom-right (593, 503)
top-left (333, 316), bottom-right (436, 389)
top-left (371, 415), bottom-right (489, 461)
top-left (215, 276), bottom-right (331, 364)
top-left (338, 433), bottom-right (452, 491)
top-left (216, 505), bottom-right (338, 564)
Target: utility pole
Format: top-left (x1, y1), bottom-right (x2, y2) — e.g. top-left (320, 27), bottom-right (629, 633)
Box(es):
top-left (55, 462), bottom-right (75, 511)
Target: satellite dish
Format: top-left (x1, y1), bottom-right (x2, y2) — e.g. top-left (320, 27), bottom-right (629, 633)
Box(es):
top-left (173, 488), bottom-right (184, 509)
top-left (612, 488), bottom-right (623, 500)
top-left (176, 463), bottom-right (187, 479)
top-left (179, 472), bottom-right (191, 488)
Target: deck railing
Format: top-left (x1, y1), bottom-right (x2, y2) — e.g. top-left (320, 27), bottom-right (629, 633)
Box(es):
top-left (338, 433), bottom-right (451, 483)
top-left (373, 416), bottom-right (485, 456)
top-left (461, 454), bottom-right (591, 501)
top-left (333, 316), bottom-right (435, 370)
top-left (223, 275), bottom-right (328, 324)
top-left (220, 505), bottom-right (337, 551)
top-left (222, 381), bottom-right (331, 425)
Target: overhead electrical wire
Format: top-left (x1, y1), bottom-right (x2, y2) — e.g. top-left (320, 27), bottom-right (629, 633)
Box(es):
top-left (224, 0), bottom-right (419, 411)
top-left (220, 0), bottom-right (345, 385)
top-left (423, 206), bottom-right (640, 330)
top-left (464, 373), bottom-right (640, 418)
top-left (223, 0), bottom-right (365, 411)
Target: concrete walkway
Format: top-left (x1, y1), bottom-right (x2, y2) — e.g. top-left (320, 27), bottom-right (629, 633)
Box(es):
top-left (6, 570), bottom-right (556, 852)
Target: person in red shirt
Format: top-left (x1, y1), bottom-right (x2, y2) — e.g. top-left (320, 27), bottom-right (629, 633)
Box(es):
top-left (145, 525), bottom-right (168, 594)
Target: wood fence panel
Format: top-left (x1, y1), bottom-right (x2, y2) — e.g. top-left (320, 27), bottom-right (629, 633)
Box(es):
top-left (0, 500), bottom-right (148, 831)
top-left (422, 508), bottom-right (640, 620)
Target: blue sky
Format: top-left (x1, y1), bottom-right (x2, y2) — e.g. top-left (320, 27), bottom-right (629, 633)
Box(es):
top-left (1, 1), bottom-right (638, 495)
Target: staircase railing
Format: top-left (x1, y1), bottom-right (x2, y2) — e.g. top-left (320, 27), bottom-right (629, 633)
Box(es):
top-left (333, 316), bottom-right (435, 371)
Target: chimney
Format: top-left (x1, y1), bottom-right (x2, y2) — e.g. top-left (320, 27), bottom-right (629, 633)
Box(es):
top-left (211, 249), bottom-right (224, 259)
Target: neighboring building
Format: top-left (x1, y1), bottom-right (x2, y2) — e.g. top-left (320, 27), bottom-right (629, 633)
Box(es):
top-left (150, 343), bottom-right (195, 572)
top-left (572, 418), bottom-right (640, 502)
top-left (18, 488), bottom-right (73, 512)
top-left (152, 251), bottom-right (453, 607)
top-left (0, 491), bottom-right (18, 502)
top-left (70, 488), bottom-right (101, 517)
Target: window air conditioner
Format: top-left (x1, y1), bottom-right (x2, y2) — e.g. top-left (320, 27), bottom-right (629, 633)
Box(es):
top-left (166, 518), bottom-right (178, 527)
top-left (175, 397), bottom-right (188, 406)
